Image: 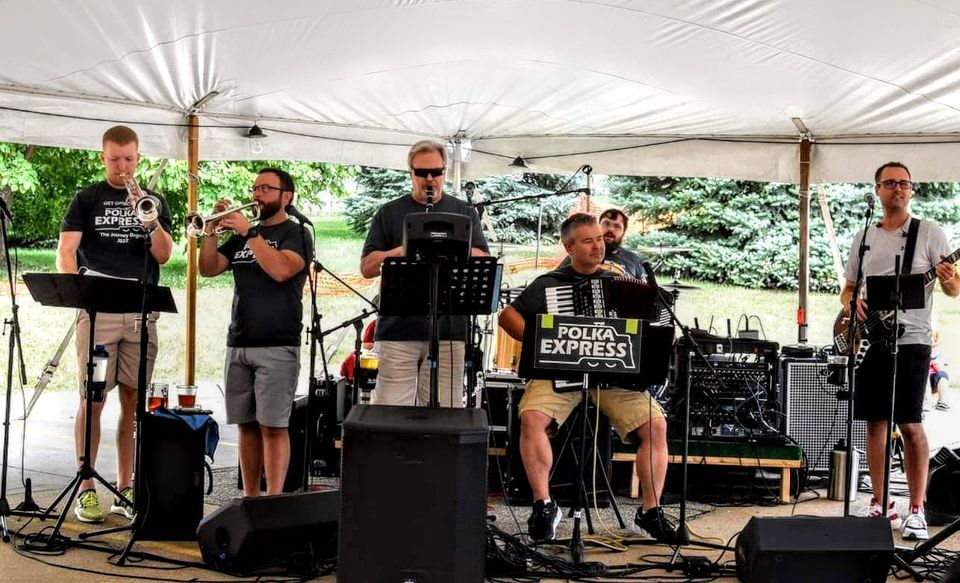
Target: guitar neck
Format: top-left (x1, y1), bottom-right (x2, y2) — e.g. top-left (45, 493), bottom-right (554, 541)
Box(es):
top-left (922, 247), bottom-right (960, 285)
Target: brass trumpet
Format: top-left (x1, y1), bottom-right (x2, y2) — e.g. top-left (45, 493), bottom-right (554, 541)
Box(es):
top-left (185, 202), bottom-right (261, 238)
top-left (119, 172), bottom-right (161, 230)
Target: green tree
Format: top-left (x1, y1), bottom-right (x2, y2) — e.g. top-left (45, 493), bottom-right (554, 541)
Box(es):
top-left (344, 167), bottom-right (576, 244)
top-left (607, 176), bottom-right (960, 291)
top-left (0, 143), bottom-right (354, 245)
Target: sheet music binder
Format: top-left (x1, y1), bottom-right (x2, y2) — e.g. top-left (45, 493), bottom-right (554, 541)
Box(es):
top-left (22, 272), bottom-right (177, 315)
top-left (379, 256), bottom-right (502, 317)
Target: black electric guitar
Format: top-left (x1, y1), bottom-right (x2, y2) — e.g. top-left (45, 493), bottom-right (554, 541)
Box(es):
top-left (833, 247), bottom-right (960, 366)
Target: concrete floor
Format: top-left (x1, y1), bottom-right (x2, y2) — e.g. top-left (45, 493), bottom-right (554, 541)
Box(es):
top-left (0, 389), bottom-right (958, 581)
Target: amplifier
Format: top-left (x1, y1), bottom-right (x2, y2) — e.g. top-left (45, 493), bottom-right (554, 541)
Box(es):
top-left (782, 358), bottom-right (867, 472)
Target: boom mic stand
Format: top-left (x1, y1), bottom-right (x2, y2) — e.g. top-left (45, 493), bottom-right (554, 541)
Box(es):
top-left (0, 200), bottom-right (37, 542)
top-left (642, 265), bottom-right (732, 564)
top-left (308, 260), bottom-right (377, 488)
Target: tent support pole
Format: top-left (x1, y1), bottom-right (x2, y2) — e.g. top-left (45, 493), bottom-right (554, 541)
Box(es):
top-left (185, 115), bottom-right (200, 385)
top-left (798, 137), bottom-right (812, 344)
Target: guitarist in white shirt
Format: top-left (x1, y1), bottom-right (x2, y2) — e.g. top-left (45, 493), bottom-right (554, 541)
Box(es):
top-left (840, 161), bottom-right (959, 541)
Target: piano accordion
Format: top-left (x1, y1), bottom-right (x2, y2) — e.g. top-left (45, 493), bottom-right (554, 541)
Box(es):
top-left (544, 276), bottom-right (658, 320)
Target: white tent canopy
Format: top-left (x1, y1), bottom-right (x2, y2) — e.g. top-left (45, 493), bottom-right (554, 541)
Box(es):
top-left (4, 0), bottom-right (960, 182)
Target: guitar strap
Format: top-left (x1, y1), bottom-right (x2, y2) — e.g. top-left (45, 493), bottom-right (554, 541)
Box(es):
top-left (902, 217), bottom-right (921, 274)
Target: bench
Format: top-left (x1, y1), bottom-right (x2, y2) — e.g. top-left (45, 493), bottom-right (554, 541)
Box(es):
top-left (613, 439), bottom-right (804, 504)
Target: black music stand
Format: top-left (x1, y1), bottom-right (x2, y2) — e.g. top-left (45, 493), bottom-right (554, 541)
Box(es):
top-left (379, 256), bottom-right (502, 407)
top-left (527, 315), bottom-right (672, 563)
top-left (21, 272), bottom-right (176, 549)
top-left (866, 268), bottom-right (924, 530)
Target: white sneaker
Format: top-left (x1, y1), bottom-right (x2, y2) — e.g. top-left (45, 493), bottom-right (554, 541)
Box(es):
top-left (901, 508), bottom-right (929, 540)
top-left (866, 498), bottom-right (902, 530)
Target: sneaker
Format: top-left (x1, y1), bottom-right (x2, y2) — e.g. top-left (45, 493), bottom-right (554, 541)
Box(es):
top-left (110, 487), bottom-right (135, 519)
top-left (74, 488), bottom-right (104, 523)
top-left (633, 506), bottom-right (678, 544)
top-left (935, 401), bottom-right (951, 411)
top-left (867, 498), bottom-right (902, 530)
top-left (527, 499), bottom-right (561, 541)
top-left (902, 507), bottom-right (930, 540)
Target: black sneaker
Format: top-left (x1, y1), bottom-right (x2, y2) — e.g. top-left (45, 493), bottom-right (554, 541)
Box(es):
top-left (633, 506), bottom-right (677, 544)
top-left (527, 499), bottom-right (561, 541)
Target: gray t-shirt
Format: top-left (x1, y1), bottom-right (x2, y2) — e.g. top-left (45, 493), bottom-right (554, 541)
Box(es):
top-left (844, 217), bottom-right (951, 345)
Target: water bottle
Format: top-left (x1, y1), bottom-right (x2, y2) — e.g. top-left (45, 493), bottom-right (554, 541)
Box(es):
top-left (89, 344), bottom-right (109, 402)
top-left (828, 439), bottom-right (860, 501)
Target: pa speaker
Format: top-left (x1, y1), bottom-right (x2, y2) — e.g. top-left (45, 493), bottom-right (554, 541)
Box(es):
top-left (735, 516), bottom-right (893, 582)
top-left (138, 413), bottom-right (206, 540)
top-left (197, 490), bottom-right (338, 575)
top-left (339, 404), bottom-right (488, 583)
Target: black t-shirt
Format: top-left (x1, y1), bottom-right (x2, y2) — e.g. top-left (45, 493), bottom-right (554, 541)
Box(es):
top-left (60, 181), bottom-right (174, 284)
top-left (362, 193), bottom-right (489, 341)
top-left (510, 265), bottom-right (615, 375)
top-left (559, 246), bottom-right (647, 279)
top-left (218, 220), bottom-right (311, 347)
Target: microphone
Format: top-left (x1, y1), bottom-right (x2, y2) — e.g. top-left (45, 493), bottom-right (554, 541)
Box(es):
top-left (642, 260), bottom-right (657, 288)
top-left (284, 204), bottom-right (313, 226)
top-left (864, 193), bottom-right (875, 207)
top-left (463, 181), bottom-right (476, 204)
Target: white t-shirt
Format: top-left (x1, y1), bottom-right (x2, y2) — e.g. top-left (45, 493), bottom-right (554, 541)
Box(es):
top-left (844, 217), bottom-right (951, 345)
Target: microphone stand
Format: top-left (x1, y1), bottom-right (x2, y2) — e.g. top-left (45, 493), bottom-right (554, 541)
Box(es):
top-left (0, 201), bottom-right (37, 542)
top-left (642, 265), bottom-right (731, 565)
top-left (842, 198), bottom-right (874, 517)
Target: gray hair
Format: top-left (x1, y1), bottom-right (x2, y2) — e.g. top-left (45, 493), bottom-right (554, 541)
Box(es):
top-left (407, 140), bottom-right (447, 170)
top-left (560, 213), bottom-right (598, 245)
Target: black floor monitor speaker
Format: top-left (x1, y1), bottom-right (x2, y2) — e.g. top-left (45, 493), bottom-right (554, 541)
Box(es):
top-left (196, 490), bottom-right (339, 574)
top-left (782, 358), bottom-right (868, 472)
top-left (735, 516), bottom-right (894, 583)
top-left (139, 413), bottom-right (206, 540)
top-left (339, 404), bottom-right (488, 583)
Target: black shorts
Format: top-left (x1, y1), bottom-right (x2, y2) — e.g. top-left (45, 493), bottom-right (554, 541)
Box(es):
top-left (854, 343), bottom-right (931, 424)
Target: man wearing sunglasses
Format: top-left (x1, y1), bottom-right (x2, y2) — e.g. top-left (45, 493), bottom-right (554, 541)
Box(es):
top-left (840, 161), bottom-right (959, 541)
top-left (199, 167), bottom-right (311, 496)
top-left (360, 140), bottom-right (489, 407)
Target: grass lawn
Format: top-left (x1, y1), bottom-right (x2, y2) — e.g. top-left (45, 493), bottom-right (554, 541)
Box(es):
top-left (3, 216), bottom-right (959, 394)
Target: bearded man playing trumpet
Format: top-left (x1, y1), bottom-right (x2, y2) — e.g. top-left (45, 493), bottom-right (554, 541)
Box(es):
top-left (56, 125), bottom-right (174, 523)
top-left (198, 168), bottom-right (311, 496)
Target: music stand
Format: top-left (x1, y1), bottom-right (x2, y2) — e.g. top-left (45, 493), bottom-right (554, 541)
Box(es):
top-left (527, 315), bottom-right (672, 563)
top-left (379, 256), bottom-right (502, 407)
top-left (21, 272), bottom-right (176, 549)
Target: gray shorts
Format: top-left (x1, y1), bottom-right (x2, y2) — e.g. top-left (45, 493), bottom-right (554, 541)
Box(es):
top-left (224, 346), bottom-right (300, 427)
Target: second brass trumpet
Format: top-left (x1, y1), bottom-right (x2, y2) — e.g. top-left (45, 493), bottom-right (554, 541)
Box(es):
top-left (185, 202), bottom-right (261, 237)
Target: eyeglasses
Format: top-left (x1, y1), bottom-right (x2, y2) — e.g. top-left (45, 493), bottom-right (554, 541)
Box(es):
top-left (878, 179), bottom-right (913, 190)
top-left (249, 184), bottom-right (284, 194)
top-left (412, 167), bottom-right (445, 178)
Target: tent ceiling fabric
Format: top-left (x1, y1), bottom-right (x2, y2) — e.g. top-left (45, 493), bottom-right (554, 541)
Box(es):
top-left (3, 0), bottom-right (960, 182)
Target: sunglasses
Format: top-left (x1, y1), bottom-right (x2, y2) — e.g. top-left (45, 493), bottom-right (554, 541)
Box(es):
top-left (412, 167), bottom-right (445, 178)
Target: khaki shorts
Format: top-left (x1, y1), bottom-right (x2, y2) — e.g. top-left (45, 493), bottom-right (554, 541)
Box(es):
top-left (76, 311), bottom-right (159, 396)
top-left (518, 378), bottom-right (664, 443)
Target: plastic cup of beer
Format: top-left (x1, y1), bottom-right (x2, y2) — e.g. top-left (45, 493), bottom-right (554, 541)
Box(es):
top-left (148, 383), bottom-right (168, 412)
top-left (177, 385), bottom-right (198, 409)
top-left (359, 351), bottom-right (379, 370)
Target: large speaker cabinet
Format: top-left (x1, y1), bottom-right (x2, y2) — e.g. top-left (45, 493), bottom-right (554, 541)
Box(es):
top-left (339, 404), bottom-right (488, 583)
top-left (782, 358), bottom-right (868, 472)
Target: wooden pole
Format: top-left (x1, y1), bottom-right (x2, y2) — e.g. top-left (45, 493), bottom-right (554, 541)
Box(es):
top-left (186, 115), bottom-right (200, 384)
top-left (798, 138), bottom-right (812, 344)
